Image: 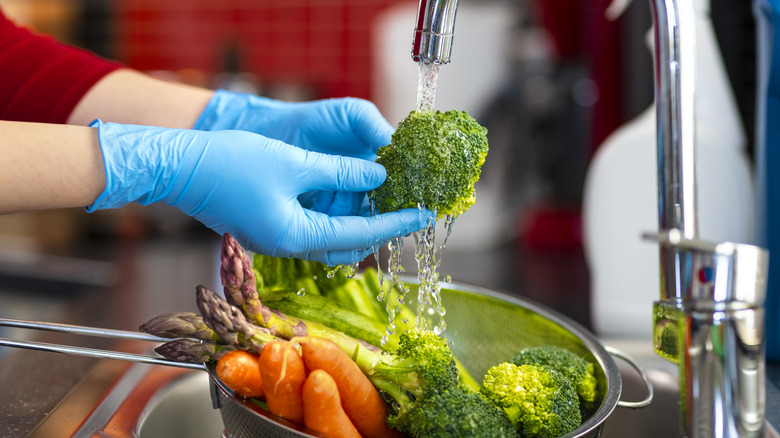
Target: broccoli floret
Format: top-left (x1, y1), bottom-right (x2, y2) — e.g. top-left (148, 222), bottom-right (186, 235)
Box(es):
top-left (511, 346), bottom-right (598, 407)
top-left (480, 363), bottom-right (581, 438)
top-left (369, 329), bottom-right (459, 409)
top-left (389, 388), bottom-right (518, 438)
top-left (366, 329), bottom-right (513, 437)
top-left (370, 109), bottom-right (489, 219)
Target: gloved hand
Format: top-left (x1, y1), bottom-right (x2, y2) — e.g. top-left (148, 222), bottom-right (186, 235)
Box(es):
top-left (87, 120), bottom-right (428, 265)
top-left (193, 90), bottom-right (393, 161)
top-left (194, 91), bottom-right (398, 221)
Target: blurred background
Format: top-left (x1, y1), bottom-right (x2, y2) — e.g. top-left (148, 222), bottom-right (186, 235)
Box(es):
top-left (0, 0), bottom-right (756, 331)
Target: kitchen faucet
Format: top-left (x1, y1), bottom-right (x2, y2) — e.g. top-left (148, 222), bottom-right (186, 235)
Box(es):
top-left (412, 0), bottom-right (460, 64)
top-left (647, 0), bottom-right (768, 436)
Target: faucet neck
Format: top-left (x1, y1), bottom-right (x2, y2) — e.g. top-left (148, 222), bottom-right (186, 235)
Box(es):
top-left (651, 0), bottom-right (699, 302)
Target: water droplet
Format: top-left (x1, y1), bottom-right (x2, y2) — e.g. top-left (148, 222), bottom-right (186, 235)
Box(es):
top-left (297, 288), bottom-right (306, 296)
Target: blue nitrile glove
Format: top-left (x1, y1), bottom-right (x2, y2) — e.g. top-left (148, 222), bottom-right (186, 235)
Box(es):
top-left (194, 92), bottom-right (394, 217)
top-left (86, 120), bottom-right (428, 265)
top-left (193, 91), bottom-right (393, 161)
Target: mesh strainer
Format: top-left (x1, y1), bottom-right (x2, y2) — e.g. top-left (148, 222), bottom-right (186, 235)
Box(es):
top-left (209, 280), bottom-right (653, 438)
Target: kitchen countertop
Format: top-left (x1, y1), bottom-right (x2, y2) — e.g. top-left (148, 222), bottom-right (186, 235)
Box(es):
top-left (1, 236), bottom-right (780, 437)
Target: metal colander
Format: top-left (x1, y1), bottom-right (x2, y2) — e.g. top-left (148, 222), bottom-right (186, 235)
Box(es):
top-left (210, 280), bottom-right (640, 438)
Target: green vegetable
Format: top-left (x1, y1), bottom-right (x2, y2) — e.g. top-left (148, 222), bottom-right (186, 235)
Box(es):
top-left (252, 254), bottom-right (412, 335)
top-left (379, 330), bottom-right (515, 437)
top-left (480, 362), bottom-right (581, 438)
top-left (389, 388), bottom-right (518, 438)
top-left (251, 253), bottom-right (333, 297)
top-left (261, 291), bottom-right (398, 350)
top-left (251, 252), bottom-right (479, 391)
top-left (510, 345), bottom-right (598, 408)
top-left (370, 109), bottom-right (489, 219)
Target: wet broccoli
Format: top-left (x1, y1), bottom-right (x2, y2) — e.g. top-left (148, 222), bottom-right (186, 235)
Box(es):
top-left (480, 363), bottom-right (581, 438)
top-left (389, 388), bottom-right (519, 438)
top-left (370, 109), bottom-right (488, 219)
top-left (375, 329), bottom-right (515, 437)
top-left (510, 345), bottom-right (598, 407)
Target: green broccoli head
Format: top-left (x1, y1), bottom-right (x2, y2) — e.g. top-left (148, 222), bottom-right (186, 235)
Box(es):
top-left (375, 329), bottom-right (459, 406)
top-left (480, 363), bottom-right (581, 438)
top-left (373, 329), bottom-right (485, 435)
top-left (370, 109), bottom-right (489, 219)
top-left (388, 388), bottom-right (519, 438)
top-left (510, 345), bottom-right (598, 407)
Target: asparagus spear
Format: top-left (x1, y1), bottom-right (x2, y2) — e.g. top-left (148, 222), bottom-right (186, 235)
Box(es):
top-left (155, 339), bottom-right (234, 363)
top-left (220, 233), bottom-right (306, 339)
top-left (139, 311), bottom-right (221, 342)
top-left (196, 284), bottom-right (281, 352)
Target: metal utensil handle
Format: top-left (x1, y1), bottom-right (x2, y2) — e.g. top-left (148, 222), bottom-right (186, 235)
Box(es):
top-left (0, 317), bottom-right (206, 371)
top-left (605, 345), bottom-right (655, 409)
top-left (0, 317), bottom-right (168, 342)
top-left (0, 336), bottom-right (206, 370)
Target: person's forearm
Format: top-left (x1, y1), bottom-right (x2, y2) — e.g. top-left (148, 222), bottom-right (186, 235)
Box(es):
top-left (0, 121), bottom-right (105, 213)
top-left (67, 69), bottom-right (215, 129)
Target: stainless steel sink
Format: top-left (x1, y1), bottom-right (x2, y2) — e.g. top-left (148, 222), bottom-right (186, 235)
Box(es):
top-left (137, 371), bottom-right (224, 438)
top-left (600, 342), bottom-right (682, 438)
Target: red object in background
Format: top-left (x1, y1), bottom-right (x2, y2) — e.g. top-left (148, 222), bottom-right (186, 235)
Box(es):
top-left (534, 0), bottom-right (623, 153)
top-left (534, 0), bottom-right (581, 59)
top-left (519, 204), bottom-right (583, 253)
top-left (115, 0), bottom-right (405, 100)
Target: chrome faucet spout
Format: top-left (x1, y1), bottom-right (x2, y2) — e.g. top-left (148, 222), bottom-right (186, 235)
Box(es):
top-left (412, 0), bottom-right (460, 64)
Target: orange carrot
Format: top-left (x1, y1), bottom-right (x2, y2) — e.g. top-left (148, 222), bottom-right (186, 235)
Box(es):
top-left (302, 369), bottom-right (362, 438)
top-left (215, 350), bottom-right (265, 398)
top-left (296, 336), bottom-right (401, 438)
top-left (258, 340), bottom-right (306, 425)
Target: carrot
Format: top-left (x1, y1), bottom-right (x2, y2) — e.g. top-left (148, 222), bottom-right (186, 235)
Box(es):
top-left (258, 340), bottom-right (306, 425)
top-left (215, 350), bottom-right (265, 398)
top-left (302, 369), bottom-right (362, 438)
top-left (296, 336), bottom-right (401, 438)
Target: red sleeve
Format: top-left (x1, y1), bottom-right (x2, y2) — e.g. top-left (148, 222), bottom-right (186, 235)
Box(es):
top-left (0, 9), bottom-right (123, 124)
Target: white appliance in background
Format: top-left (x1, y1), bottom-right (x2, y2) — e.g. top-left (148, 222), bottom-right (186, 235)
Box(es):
top-left (583, 0), bottom-right (755, 340)
top-left (372, 2), bottom-right (528, 251)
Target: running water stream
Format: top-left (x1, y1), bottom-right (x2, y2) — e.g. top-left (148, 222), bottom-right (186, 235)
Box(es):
top-left (416, 62), bottom-right (441, 110)
top-left (373, 61), bottom-right (456, 342)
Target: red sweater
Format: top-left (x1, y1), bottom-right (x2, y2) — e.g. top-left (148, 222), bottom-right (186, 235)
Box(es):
top-left (0, 9), bottom-right (122, 124)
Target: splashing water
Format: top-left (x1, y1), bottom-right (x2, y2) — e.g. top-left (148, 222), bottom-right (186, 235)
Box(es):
top-left (327, 262), bottom-right (359, 279)
top-left (371, 206), bottom-right (458, 339)
top-left (412, 213), bottom-right (456, 334)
